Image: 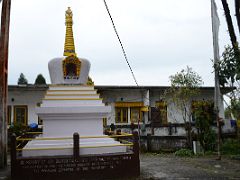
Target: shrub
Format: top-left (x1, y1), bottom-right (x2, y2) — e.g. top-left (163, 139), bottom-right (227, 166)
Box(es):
top-left (174, 148), bottom-right (193, 157)
top-left (194, 101), bottom-right (216, 152)
top-left (8, 123), bottom-right (29, 136)
top-left (221, 139), bottom-right (240, 155)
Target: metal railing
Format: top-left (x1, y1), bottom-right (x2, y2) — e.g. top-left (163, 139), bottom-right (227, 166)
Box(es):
top-left (10, 131), bottom-right (140, 180)
top-left (12, 131), bottom-right (137, 157)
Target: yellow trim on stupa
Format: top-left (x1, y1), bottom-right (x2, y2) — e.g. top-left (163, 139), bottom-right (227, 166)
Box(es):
top-left (47, 90), bottom-right (97, 92)
top-left (43, 98), bottom-right (103, 101)
top-left (64, 7), bottom-right (77, 57)
top-left (45, 94), bottom-right (100, 96)
top-left (49, 84), bottom-right (94, 87)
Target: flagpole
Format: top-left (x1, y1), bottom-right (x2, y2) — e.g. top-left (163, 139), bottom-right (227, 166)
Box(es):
top-left (211, 0), bottom-right (221, 160)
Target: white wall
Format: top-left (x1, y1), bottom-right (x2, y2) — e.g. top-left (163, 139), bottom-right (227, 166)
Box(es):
top-left (150, 89), bottom-right (225, 124)
top-left (7, 86), bottom-right (225, 127)
top-left (99, 89), bottom-right (149, 125)
top-left (8, 87), bottom-right (45, 125)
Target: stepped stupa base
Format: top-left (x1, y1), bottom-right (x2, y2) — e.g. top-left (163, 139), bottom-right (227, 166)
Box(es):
top-left (22, 137), bottom-right (127, 157)
top-left (21, 85), bottom-right (128, 157)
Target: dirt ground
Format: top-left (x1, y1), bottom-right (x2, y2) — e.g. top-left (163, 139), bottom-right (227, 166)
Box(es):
top-left (0, 153), bottom-right (240, 180)
top-left (137, 153), bottom-right (240, 180)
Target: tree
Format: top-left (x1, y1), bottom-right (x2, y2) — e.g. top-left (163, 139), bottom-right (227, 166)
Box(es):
top-left (219, 0), bottom-right (240, 136)
top-left (218, 45), bottom-right (240, 120)
top-left (164, 66), bottom-right (203, 149)
top-left (34, 74), bottom-right (46, 85)
top-left (17, 73), bottom-right (28, 85)
top-left (219, 45), bottom-right (240, 87)
top-left (235, 0), bottom-right (240, 34)
top-left (194, 101), bottom-right (216, 152)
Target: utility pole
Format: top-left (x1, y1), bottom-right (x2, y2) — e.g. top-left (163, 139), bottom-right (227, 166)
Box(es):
top-left (0, 0), bottom-right (11, 168)
top-left (211, 0), bottom-right (222, 160)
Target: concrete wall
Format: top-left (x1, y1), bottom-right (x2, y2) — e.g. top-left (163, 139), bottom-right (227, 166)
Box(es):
top-left (149, 89), bottom-right (225, 124)
top-left (7, 85), bottom-right (233, 151)
top-left (7, 86), bottom-right (226, 130)
top-left (7, 86), bottom-right (45, 125)
top-left (99, 89), bottom-right (149, 126)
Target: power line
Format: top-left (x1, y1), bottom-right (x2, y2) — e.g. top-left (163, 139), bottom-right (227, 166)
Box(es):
top-left (103, 0), bottom-right (139, 86)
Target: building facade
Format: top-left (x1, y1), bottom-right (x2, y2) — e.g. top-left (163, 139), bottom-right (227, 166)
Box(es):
top-left (7, 84), bottom-right (234, 151)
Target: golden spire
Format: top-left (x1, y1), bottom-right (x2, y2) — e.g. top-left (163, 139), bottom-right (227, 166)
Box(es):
top-left (64, 7), bottom-right (77, 57)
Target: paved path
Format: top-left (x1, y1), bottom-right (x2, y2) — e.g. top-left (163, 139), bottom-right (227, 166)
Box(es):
top-left (1, 153), bottom-right (240, 179)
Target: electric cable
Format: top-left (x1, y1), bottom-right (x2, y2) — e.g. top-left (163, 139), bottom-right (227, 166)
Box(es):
top-left (103, 0), bottom-right (139, 86)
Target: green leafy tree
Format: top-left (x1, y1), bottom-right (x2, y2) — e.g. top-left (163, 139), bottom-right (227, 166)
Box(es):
top-left (194, 101), bottom-right (216, 152)
top-left (165, 66), bottom-right (203, 149)
top-left (218, 45), bottom-right (240, 120)
top-left (34, 74), bottom-right (46, 85)
top-left (17, 73), bottom-right (28, 85)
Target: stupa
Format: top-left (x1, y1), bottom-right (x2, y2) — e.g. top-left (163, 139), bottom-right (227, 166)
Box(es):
top-left (22, 7), bottom-right (126, 156)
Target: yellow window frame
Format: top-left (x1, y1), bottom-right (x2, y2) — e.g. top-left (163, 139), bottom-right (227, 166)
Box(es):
top-left (14, 105), bottom-right (28, 125)
top-left (156, 101), bottom-right (168, 125)
top-left (103, 117), bottom-right (107, 127)
top-left (130, 107), bottom-right (142, 123)
top-left (7, 106), bottom-right (11, 125)
top-left (115, 107), bottom-right (128, 123)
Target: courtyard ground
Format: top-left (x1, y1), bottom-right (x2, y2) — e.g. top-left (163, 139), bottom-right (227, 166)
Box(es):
top-left (0, 153), bottom-right (239, 180)
top-left (137, 153), bottom-right (240, 180)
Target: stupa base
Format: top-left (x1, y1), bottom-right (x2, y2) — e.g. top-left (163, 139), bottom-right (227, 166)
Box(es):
top-left (22, 137), bottom-right (127, 157)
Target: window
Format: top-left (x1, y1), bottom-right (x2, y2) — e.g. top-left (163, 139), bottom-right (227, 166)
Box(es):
top-left (130, 107), bottom-right (142, 123)
top-left (115, 102), bottom-right (144, 124)
top-left (7, 106), bottom-right (11, 125)
top-left (151, 101), bottom-right (168, 125)
top-left (63, 56), bottom-right (81, 79)
top-left (37, 103), bottom-right (43, 125)
top-left (38, 117), bottom-right (43, 125)
top-left (14, 105), bottom-right (28, 125)
top-left (157, 102), bottom-right (168, 125)
top-left (103, 117), bottom-right (107, 127)
top-left (115, 107), bottom-right (128, 123)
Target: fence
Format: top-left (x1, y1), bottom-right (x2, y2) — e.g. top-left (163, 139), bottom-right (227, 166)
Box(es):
top-left (11, 131), bottom-right (140, 180)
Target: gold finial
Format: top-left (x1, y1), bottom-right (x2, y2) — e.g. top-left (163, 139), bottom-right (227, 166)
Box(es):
top-left (64, 7), bottom-right (77, 57)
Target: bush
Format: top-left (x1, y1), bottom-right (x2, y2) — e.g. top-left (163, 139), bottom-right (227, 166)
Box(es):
top-left (221, 139), bottom-right (240, 155)
top-left (8, 123), bottom-right (29, 136)
top-left (194, 101), bottom-right (216, 152)
top-left (174, 148), bottom-right (193, 157)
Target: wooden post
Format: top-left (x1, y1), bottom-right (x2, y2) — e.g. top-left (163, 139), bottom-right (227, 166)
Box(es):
top-left (147, 133), bottom-right (151, 152)
top-left (10, 134), bottom-right (16, 179)
top-left (133, 131), bottom-right (140, 175)
top-left (0, 0), bottom-right (11, 168)
top-left (73, 133), bottom-right (79, 159)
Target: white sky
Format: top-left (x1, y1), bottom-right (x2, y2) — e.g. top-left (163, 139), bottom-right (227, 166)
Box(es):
top-left (4, 0), bottom-right (240, 86)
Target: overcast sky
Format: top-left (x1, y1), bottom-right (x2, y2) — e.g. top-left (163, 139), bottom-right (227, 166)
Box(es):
top-left (3, 0), bottom-right (240, 86)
